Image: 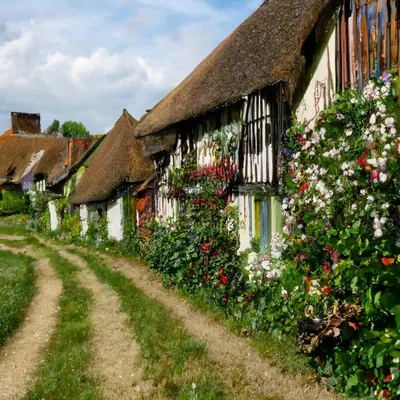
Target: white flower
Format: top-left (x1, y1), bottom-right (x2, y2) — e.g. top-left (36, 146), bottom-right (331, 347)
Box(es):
top-left (370, 114), bottom-right (377, 125)
top-left (323, 152), bottom-right (330, 157)
top-left (320, 128), bottom-right (326, 139)
top-left (350, 98), bottom-right (357, 104)
top-left (360, 190), bottom-right (367, 195)
top-left (385, 117), bottom-right (395, 127)
top-left (329, 148), bottom-right (339, 157)
top-left (378, 158), bottom-right (387, 169)
top-left (192, 383), bottom-right (197, 390)
top-left (367, 196), bottom-right (374, 203)
top-left (380, 217), bottom-right (387, 225)
top-left (384, 144), bottom-right (391, 150)
top-left (345, 129), bottom-right (353, 137)
top-left (261, 260), bottom-right (271, 270)
top-left (379, 173), bottom-right (388, 183)
top-left (374, 228), bottom-right (383, 237)
top-left (352, 204), bottom-right (357, 211)
top-left (382, 202), bottom-right (390, 209)
top-left (281, 289), bottom-right (288, 296)
top-left (298, 224), bottom-right (304, 230)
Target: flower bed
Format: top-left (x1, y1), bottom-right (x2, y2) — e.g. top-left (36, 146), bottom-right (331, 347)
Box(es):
top-left (274, 74), bottom-right (400, 397)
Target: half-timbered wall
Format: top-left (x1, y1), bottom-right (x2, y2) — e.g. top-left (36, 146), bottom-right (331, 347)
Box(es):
top-left (154, 86), bottom-right (288, 250)
top-left (336, 0), bottom-right (400, 90)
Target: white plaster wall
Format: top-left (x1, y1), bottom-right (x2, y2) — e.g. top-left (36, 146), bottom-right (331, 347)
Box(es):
top-left (296, 29), bottom-right (336, 126)
top-left (236, 193), bottom-right (252, 252)
top-left (107, 197), bottom-right (123, 241)
top-left (80, 205), bottom-right (88, 236)
top-left (48, 201), bottom-right (59, 231)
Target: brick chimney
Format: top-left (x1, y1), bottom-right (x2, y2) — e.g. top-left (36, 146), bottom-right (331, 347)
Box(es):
top-left (11, 112), bottom-right (41, 135)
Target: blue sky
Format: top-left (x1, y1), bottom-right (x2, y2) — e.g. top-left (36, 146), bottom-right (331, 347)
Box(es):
top-left (0, 0), bottom-right (260, 133)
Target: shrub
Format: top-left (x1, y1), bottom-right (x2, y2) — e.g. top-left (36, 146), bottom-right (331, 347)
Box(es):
top-left (0, 190), bottom-right (28, 215)
top-left (269, 74), bottom-right (400, 397)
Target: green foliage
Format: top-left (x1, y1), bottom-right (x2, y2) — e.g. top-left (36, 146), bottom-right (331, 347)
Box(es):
top-left (0, 190), bottom-right (28, 215)
top-left (273, 74), bottom-right (400, 397)
top-left (61, 121), bottom-right (90, 138)
top-left (147, 134), bottom-right (241, 303)
top-left (0, 251), bottom-right (35, 346)
top-left (60, 211), bottom-right (81, 242)
top-left (27, 191), bottom-right (52, 232)
top-left (46, 119), bottom-right (60, 135)
top-left (85, 213), bottom-right (108, 247)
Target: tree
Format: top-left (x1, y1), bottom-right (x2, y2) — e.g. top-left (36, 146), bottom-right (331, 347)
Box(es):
top-left (46, 119), bottom-right (60, 135)
top-left (61, 121), bottom-right (90, 138)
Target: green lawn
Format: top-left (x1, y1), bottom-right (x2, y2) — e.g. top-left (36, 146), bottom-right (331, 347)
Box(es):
top-left (0, 250), bottom-right (35, 346)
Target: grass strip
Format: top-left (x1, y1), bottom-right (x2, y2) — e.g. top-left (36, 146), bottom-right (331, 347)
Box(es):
top-left (76, 250), bottom-right (225, 400)
top-left (0, 224), bottom-right (28, 236)
top-left (184, 289), bottom-right (313, 377)
top-left (0, 250), bottom-right (35, 346)
top-left (25, 247), bottom-right (101, 400)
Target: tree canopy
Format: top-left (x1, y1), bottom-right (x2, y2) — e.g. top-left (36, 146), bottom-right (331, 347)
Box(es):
top-left (61, 121), bottom-right (90, 138)
top-left (46, 119), bottom-right (60, 135)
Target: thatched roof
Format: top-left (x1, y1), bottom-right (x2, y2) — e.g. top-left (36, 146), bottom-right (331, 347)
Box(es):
top-left (71, 110), bottom-right (154, 204)
top-left (135, 0), bottom-right (339, 138)
top-left (0, 136), bottom-right (69, 185)
top-left (0, 134), bottom-right (97, 187)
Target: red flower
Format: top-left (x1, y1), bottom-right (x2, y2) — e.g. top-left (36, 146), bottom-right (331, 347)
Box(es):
top-left (219, 268), bottom-right (225, 276)
top-left (299, 183), bottom-right (309, 194)
top-left (324, 246), bottom-right (341, 264)
top-left (202, 242), bottom-right (210, 252)
top-left (220, 276), bottom-right (228, 285)
top-left (296, 252), bottom-right (307, 262)
top-left (357, 154), bottom-right (368, 168)
top-left (379, 389), bottom-right (391, 399)
top-left (321, 286), bottom-right (332, 294)
top-left (222, 294), bottom-right (229, 302)
top-left (212, 250), bottom-right (219, 259)
top-left (323, 262), bottom-right (331, 274)
top-left (371, 169), bottom-right (380, 181)
top-left (382, 257), bottom-right (395, 266)
top-left (305, 275), bottom-right (312, 293)
top-left (384, 374), bottom-right (392, 383)
top-left (348, 321), bottom-right (359, 331)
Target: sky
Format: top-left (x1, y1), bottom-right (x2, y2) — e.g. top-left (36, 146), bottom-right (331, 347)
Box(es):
top-left (0, 0), bottom-right (260, 134)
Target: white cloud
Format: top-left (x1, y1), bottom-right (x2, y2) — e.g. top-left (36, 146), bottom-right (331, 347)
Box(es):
top-left (0, 0), bottom-right (258, 133)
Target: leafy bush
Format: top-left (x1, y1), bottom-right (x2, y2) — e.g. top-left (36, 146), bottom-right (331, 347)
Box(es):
top-left (85, 213), bottom-right (108, 247)
top-left (147, 132), bottom-right (243, 303)
top-left (0, 190), bottom-right (28, 215)
top-left (267, 74), bottom-right (400, 397)
top-left (27, 191), bottom-right (52, 232)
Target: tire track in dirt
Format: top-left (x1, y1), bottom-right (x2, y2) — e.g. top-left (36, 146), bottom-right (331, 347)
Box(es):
top-left (56, 249), bottom-right (152, 399)
top-left (0, 235), bottom-right (26, 241)
top-left (95, 254), bottom-right (340, 400)
top-left (0, 244), bottom-right (62, 400)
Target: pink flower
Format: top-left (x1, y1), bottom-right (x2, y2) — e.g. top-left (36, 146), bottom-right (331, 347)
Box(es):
top-left (323, 262), bottom-right (331, 274)
top-left (371, 169), bottom-right (380, 182)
